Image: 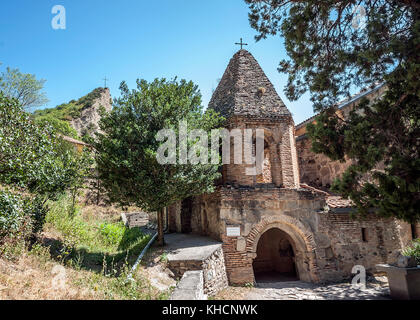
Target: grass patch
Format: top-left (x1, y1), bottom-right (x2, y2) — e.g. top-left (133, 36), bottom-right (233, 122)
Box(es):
top-left (33, 88), bottom-right (106, 122)
top-left (0, 193), bottom-right (170, 300)
top-left (45, 194), bottom-right (150, 260)
top-left (36, 193), bottom-right (161, 299)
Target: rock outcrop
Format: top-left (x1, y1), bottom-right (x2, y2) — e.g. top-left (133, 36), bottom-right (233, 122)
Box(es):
top-left (70, 88), bottom-right (112, 138)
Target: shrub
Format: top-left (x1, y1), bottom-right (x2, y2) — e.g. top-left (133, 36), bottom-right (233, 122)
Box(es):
top-left (403, 239), bottom-right (420, 265)
top-left (0, 190), bottom-right (25, 240)
top-left (99, 222), bottom-right (125, 246)
top-left (118, 227), bottom-right (147, 251)
top-left (0, 92), bottom-right (94, 238)
top-left (0, 189), bottom-right (50, 243)
top-left (24, 196), bottom-right (49, 235)
top-left (35, 115), bottom-right (79, 139)
top-left (99, 222), bottom-right (148, 251)
top-left (0, 92), bottom-right (76, 195)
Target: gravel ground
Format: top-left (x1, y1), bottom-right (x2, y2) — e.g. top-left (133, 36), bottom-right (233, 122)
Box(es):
top-left (214, 277), bottom-right (390, 300)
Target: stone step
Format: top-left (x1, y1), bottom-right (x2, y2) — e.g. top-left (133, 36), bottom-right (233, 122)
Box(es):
top-left (164, 233), bottom-right (229, 296)
top-left (170, 271), bottom-right (207, 300)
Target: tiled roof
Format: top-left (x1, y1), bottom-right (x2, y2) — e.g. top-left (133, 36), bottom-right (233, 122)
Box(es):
top-left (300, 183), bottom-right (330, 196)
top-left (325, 196), bottom-right (354, 209)
top-left (61, 135), bottom-right (90, 146)
top-left (209, 50), bottom-right (291, 119)
top-left (300, 184), bottom-right (354, 209)
top-left (295, 83), bottom-right (386, 130)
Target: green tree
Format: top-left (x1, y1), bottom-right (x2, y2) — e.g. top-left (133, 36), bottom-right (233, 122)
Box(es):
top-left (95, 79), bottom-right (224, 245)
top-left (0, 92), bottom-right (92, 239)
top-left (1, 92), bottom-right (68, 194)
top-left (0, 66), bottom-right (49, 109)
top-left (62, 144), bottom-right (94, 215)
top-left (245, 0), bottom-right (419, 223)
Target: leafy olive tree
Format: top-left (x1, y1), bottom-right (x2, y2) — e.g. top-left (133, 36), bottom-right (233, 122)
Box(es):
top-left (95, 78), bottom-right (224, 245)
top-left (245, 0), bottom-right (419, 223)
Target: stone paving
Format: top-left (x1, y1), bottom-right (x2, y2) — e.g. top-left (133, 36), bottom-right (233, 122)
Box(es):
top-left (246, 277), bottom-right (390, 300)
top-left (164, 233), bottom-right (223, 262)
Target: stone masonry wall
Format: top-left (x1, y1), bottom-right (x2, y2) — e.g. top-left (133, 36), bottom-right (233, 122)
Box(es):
top-left (168, 246), bottom-right (228, 296)
top-left (414, 224), bottom-right (420, 239)
top-left (202, 247), bottom-right (229, 296)
top-left (168, 202), bottom-right (182, 233)
top-left (296, 136), bottom-right (352, 189)
top-left (121, 212), bottom-right (149, 228)
top-left (191, 186), bottom-right (407, 285)
top-left (295, 84), bottom-right (387, 189)
top-left (222, 116), bottom-right (300, 189)
top-left (216, 187), bottom-right (323, 284)
top-left (315, 213), bottom-right (404, 281)
top-left (190, 193), bottom-right (221, 241)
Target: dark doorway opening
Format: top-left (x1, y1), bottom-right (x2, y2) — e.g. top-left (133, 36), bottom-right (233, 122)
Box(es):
top-left (181, 197), bottom-right (192, 233)
top-left (253, 228), bottom-right (299, 283)
top-left (256, 140), bottom-right (272, 184)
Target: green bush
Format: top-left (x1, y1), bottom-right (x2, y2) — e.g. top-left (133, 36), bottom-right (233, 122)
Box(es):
top-left (99, 222), bottom-right (125, 246)
top-left (118, 227), bottom-right (147, 251)
top-left (25, 196), bottom-right (49, 235)
top-left (0, 92), bottom-right (94, 238)
top-left (403, 239), bottom-right (420, 265)
top-left (0, 92), bottom-right (77, 195)
top-left (33, 87), bottom-right (106, 121)
top-left (0, 189), bottom-right (47, 241)
top-left (99, 222), bottom-right (148, 251)
top-left (0, 190), bottom-right (25, 239)
top-left (35, 115), bottom-right (79, 139)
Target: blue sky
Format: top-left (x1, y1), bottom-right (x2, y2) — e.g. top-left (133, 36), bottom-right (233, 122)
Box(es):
top-left (0, 0), bottom-right (314, 124)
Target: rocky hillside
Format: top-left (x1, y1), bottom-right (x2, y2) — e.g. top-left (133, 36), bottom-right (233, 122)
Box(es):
top-left (33, 87), bottom-right (112, 141)
top-left (70, 88), bottom-right (112, 138)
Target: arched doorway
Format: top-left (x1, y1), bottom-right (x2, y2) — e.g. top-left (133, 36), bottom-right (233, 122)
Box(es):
top-left (253, 228), bottom-right (299, 282)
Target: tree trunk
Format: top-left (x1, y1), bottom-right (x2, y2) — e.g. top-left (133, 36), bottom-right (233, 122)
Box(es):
top-left (157, 207), bottom-right (165, 246)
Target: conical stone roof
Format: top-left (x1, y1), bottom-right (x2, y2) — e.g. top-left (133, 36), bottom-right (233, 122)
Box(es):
top-left (209, 50), bottom-right (291, 119)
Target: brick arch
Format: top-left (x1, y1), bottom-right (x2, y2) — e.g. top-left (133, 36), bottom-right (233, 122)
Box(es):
top-left (262, 129), bottom-right (276, 145)
top-left (246, 215), bottom-right (320, 282)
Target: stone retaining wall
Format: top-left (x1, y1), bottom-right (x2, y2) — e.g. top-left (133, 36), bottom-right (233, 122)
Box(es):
top-left (168, 247), bottom-right (228, 296)
top-left (121, 212), bottom-right (149, 228)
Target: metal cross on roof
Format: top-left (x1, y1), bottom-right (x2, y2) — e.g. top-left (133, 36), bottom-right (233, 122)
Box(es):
top-left (235, 38), bottom-right (248, 50)
top-left (103, 76), bottom-right (108, 88)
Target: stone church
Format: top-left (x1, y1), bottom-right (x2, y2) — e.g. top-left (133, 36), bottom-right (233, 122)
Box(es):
top-left (168, 49), bottom-right (416, 285)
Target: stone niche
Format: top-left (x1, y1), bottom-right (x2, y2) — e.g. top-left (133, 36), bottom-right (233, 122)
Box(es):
top-left (221, 116), bottom-right (300, 189)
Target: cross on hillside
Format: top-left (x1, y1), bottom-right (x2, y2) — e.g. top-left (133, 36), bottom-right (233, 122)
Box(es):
top-left (103, 77), bottom-right (108, 88)
top-left (235, 38), bottom-right (248, 50)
